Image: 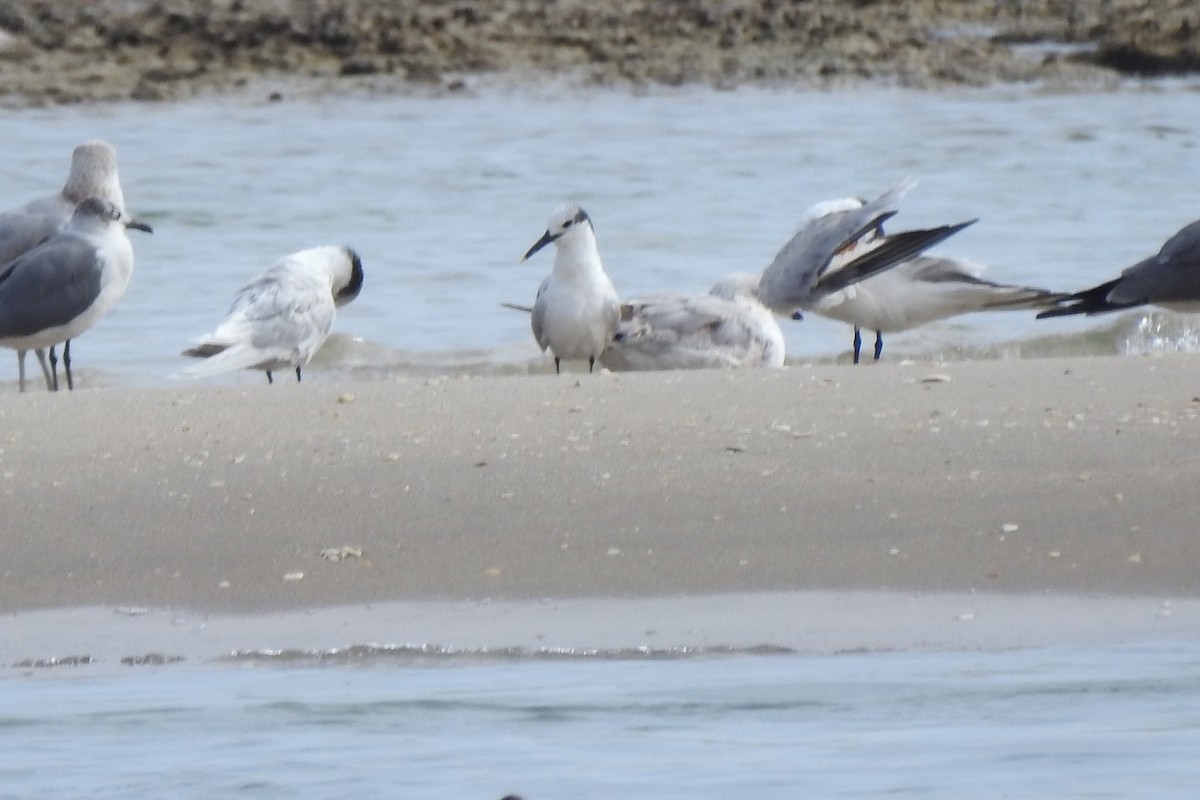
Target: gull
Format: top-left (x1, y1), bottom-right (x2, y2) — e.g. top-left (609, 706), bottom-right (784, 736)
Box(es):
top-left (1037, 218), bottom-right (1200, 319)
top-left (598, 272), bottom-right (785, 371)
top-left (0, 197), bottom-right (152, 388)
top-left (757, 180), bottom-right (978, 318)
top-left (522, 204), bottom-right (620, 374)
top-left (795, 194), bottom-right (1064, 361)
top-left (0, 140), bottom-right (129, 391)
top-left (180, 246), bottom-right (365, 383)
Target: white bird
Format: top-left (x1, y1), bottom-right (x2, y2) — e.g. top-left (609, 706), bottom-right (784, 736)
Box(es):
top-left (180, 246), bottom-right (365, 383)
top-left (757, 180), bottom-right (977, 317)
top-left (0, 197), bottom-right (151, 387)
top-left (599, 272), bottom-right (785, 371)
top-left (1038, 218), bottom-right (1200, 319)
top-left (0, 140), bottom-right (130, 391)
top-left (522, 205), bottom-right (620, 374)
top-left (807, 235), bottom-right (1065, 362)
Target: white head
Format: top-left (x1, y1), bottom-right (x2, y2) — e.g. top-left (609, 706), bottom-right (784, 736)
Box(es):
top-left (287, 245), bottom-right (365, 307)
top-left (522, 204), bottom-right (595, 261)
top-left (709, 272), bottom-right (764, 302)
top-left (63, 140), bottom-right (125, 210)
top-left (331, 246), bottom-right (365, 307)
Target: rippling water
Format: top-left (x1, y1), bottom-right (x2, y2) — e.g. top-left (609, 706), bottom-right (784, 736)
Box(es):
top-left (3, 643), bottom-right (1200, 799)
top-left (3, 80), bottom-right (1200, 386)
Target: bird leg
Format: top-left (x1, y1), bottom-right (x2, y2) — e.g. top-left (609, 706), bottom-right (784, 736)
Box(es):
top-left (63, 340), bottom-right (73, 390)
top-left (295, 366), bottom-right (302, 382)
top-left (35, 349), bottom-right (52, 391)
top-left (266, 371), bottom-right (274, 384)
top-left (48, 346), bottom-right (60, 391)
top-left (17, 350), bottom-right (27, 393)
top-left (873, 331), bottom-right (884, 361)
top-left (554, 357), bottom-right (561, 374)
top-left (852, 326), bottom-right (862, 364)
top-left (588, 355), bottom-right (595, 373)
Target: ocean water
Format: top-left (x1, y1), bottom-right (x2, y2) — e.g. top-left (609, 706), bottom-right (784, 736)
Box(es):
top-left (3, 642), bottom-right (1200, 799)
top-left (2, 80), bottom-right (1200, 386)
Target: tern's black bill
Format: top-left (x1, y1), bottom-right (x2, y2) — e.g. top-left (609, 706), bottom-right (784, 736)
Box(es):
top-left (522, 229), bottom-right (555, 261)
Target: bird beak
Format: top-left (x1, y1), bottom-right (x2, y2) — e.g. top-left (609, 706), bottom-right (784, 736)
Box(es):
top-left (124, 217), bottom-right (154, 234)
top-left (522, 230), bottom-right (555, 261)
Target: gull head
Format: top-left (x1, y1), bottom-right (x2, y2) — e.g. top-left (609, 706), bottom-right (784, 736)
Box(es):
top-left (64, 140), bottom-right (124, 208)
top-left (522, 204), bottom-right (593, 261)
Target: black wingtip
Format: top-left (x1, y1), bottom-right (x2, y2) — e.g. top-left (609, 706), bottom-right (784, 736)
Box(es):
top-left (818, 218), bottom-right (978, 296)
top-left (1035, 278), bottom-right (1135, 319)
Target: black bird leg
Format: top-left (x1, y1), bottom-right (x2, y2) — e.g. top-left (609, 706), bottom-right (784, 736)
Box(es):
top-left (852, 326), bottom-right (862, 364)
top-left (295, 366), bottom-right (302, 382)
top-left (63, 340), bottom-right (74, 390)
top-left (48, 346), bottom-right (60, 391)
top-left (873, 331), bottom-right (884, 361)
top-left (266, 371), bottom-right (274, 384)
top-left (588, 355), bottom-right (595, 373)
top-left (554, 357), bottom-right (561, 374)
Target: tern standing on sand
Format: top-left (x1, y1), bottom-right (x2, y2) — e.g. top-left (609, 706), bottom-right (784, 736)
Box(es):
top-left (522, 205), bottom-right (620, 374)
top-left (757, 180), bottom-right (978, 320)
top-left (180, 246), bottom-right (364, 384)
top-left (0, 140), bottom-right (131, 390)
top-left (0, 198), bottom-right (152, 388)
top-left (794, 191), bottom-right (1063, 362)
top-left (1037, 218), bottom-right (1200, 319)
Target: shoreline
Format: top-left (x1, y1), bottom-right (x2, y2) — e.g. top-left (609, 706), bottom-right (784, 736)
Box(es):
top-left (3, 591), bottom-right (1196, 667)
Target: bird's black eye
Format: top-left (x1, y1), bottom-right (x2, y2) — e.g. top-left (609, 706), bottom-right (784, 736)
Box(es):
top-left (562, 219), bottom-right (574, 229)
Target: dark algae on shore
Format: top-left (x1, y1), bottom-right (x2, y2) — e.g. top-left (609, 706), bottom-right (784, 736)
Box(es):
top-left (0, 0), bottom-right (1196, 105)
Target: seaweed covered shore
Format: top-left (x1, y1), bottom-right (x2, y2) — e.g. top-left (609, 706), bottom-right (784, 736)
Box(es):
top-left (0, 0), bottom-right (1196, 105)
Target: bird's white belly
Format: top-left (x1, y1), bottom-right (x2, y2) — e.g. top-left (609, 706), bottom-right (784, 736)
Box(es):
top-left (540, 285), bottom-right (613, 359)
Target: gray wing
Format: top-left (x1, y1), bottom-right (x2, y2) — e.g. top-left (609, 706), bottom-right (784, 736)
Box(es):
top-left (1038, 219), bottom-right (1200, 318)
top-left (902, 255), bottom-right (1065, 309)
top-left (0, 235), bottom-right (101, 338)
top-left (228, 269), bottom-right (333, 351)
top-left (1109, 219), bottom-right (1200, 306)
top-left (757, 181), bottom-right (915, 311)
top-left (530, 276), bottom-right (551, 352)
top-left (0, 206), bottom-right (65, 265)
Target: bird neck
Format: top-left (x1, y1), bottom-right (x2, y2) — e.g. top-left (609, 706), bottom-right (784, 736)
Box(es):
top-left (552, 231), bottom-right (606, 281)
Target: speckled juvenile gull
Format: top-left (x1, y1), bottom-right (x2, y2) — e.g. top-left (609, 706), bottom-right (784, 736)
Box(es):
top-left (0, 140), bottom-right (129, 390)
top-left (180, 246), bottom-right (365, 383)
top-left (756, 180), bottom-right (977, 317)
top-left (522, 204), bottom-right (620, 374)
top-left (599, 272), bottom-right (784, 371)
top-left (0, 197), bottom-right (151, 389)
top-left (1038, 218), bottom-right (1200, 319)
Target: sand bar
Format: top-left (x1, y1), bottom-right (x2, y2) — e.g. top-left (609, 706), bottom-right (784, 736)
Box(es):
top-left (1, 355), bottom-right (1198, 660)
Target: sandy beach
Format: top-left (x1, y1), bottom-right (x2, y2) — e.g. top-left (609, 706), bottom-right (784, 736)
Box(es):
top-left (1, 355), bottom-right (1198, 661)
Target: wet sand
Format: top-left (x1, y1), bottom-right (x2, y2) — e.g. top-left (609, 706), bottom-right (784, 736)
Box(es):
top-left (1, 355), bottom-right (1198, 662)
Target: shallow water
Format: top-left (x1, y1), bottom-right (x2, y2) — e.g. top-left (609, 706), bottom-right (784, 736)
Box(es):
top-left (3, 642), bottom-right (1200, 799)
top-left (3, 80), bottom-right (1200, 386)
